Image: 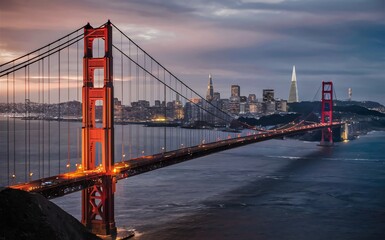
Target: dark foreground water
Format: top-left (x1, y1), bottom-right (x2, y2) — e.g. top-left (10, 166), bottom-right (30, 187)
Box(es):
top-left (51, 131), bottom-right (385, 240)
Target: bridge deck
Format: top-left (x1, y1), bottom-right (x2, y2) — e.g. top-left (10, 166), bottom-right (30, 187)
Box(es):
top-left (10, 123), bottom-right (342, 198)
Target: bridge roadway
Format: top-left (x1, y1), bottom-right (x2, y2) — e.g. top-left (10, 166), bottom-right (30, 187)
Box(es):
top-left (10, 122), bottom-right (342, 198)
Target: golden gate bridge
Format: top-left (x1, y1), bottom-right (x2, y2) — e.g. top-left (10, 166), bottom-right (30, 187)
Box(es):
top-left (0, 21), bottom-right (342, 236)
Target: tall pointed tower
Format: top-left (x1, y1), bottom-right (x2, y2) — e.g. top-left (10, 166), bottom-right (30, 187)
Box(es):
top-left (206, 73), bottom-right (214, 102)
top-left (288, 65), bottom-right (299, 103)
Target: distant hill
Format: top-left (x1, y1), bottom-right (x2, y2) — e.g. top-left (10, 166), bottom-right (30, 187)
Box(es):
top-left (334, 100), bottom-right (385, 110)
top-left (334, 105), bottom-right (385, 117)
top-left (288, 101), bottom-right (321, 115)
top-left (237, 100), bottom-right (385, 132)
top-left (237, 113), bottom-right (301, 127)
top-left (288, 101), bottom-right (385, 118)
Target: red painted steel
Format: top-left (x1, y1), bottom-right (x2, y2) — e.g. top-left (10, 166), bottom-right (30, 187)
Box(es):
top-left (81, 21), bottom-right (116, 235)
top-left (320, 81), bottom-right (333, 146)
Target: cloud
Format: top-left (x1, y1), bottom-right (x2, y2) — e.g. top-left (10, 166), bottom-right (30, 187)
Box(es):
top-left (0, 0), bottom-right (384, 104)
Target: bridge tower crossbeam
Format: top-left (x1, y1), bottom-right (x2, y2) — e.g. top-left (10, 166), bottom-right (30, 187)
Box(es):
top-left (81, 21), bottom-right (116, 235)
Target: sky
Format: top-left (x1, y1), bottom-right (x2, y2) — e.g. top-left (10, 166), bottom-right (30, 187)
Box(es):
top-left (1, 0), bottom-right (384, 104)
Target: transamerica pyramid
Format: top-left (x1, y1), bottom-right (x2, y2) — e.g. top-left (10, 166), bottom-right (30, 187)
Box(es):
top-left (288, 65), bottom-right (299, 103)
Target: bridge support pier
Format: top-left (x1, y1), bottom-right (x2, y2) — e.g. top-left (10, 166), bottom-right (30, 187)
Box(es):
top-left (82, 175), bottom-right (116, 235)
top-left (81, 21), bottom-right (116, 236)
top-left (320, 81), bottom-right (333, 146)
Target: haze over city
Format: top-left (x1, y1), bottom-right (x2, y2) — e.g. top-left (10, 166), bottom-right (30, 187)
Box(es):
top-left (1, 0), bottom-right (384, 104)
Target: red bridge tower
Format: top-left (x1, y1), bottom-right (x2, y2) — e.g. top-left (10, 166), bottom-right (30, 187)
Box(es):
top-left (81, 21), bottom-right (116, 235)
top-left (320, 81), bottom-right (333, 146)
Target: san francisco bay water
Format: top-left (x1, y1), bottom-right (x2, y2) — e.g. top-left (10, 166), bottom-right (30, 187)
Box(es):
top-left (1, 119), bottom-right (385, 239)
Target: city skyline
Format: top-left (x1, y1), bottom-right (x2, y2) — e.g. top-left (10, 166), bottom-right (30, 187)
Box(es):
top-left (1, 0), bottom-right (384, 105)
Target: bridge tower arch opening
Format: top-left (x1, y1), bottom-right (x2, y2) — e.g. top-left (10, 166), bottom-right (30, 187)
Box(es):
top-left (81, 21), bottom-right (117, 235)
top-left (320, 81), bottom-right (333, 146)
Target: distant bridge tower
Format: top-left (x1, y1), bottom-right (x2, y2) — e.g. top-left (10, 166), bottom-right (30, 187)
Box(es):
top-left (320, 81), bottom-right (333, 146)
top-left (288, 65), bottom-right (299, 103)
top-left (81, 21), bottom-right (116, 235)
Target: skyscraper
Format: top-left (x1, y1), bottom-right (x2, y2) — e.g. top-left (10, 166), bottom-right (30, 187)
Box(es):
top-left (229, 85), bottom-right (241, 114)
top-left (213, 92), bottom-right (220, 101)
top-left (263, 89), bottom-right (274, 102)
top-left (231, 85), bottom-right (240, 97)
top-left (248, 94), bottom-right (256, 103)
top-left (206, 73), bottom-right (214, 102)
top-left (288, 65), bottom-right (299, 103)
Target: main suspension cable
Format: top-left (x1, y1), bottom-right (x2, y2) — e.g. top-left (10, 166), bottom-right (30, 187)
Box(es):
top-left (0, 25), bottom-right (85, 68)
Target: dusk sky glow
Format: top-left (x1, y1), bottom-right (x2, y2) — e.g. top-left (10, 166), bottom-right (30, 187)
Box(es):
top-left (1, 0), bottom-right (384, 104)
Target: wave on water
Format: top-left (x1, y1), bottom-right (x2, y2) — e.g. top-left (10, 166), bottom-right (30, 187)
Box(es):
top-left (367, 130), bottom-right (379, 134)
top-left (323, 157), bottom-right (384, 162)
top-left (267, 155), bottom-right (302, 160)
top-left (264, 175), bottom-right (284, 180)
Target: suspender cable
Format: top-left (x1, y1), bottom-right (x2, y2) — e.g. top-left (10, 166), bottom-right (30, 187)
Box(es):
top-left (188, 88), bottom-right (191, 147)
top-left (169, 74), bottom-right (172, 149)
top-left (190, 91), bottom-right (193, 146)
top-left (27, 63), bottom-right (31, 180)
top-left (7, 73), bottom-right (10, 185)
top-left (42, 58), bottom-right (45, 178)
top-left (179, 81), bottom-right (182, 148)
top-left (24, 67), bottom-right (27, 182)
top-left (174, 78), bottom-right (177, 149)
top-left (157, 64), bottom-right (161, 153)
top-left (163, 68), bottom-right (166, 151)
top-left (128, 41), bottom-right (132, 159)
top-left (77, 34), bottom-right (79, 108)
top-left (13, 68), bottom-right (16, 183)
top-left (177, 83), bottom-right (179, 147)
top-left (58, 51), bottom-right (61, 174)
top-left (67, 42), bottom-right (70, 173)
top-left (136, 47), bottom-right (139, 157)
top-left (333, 87), bottom-right (338, 101)
top-left (150, 59), bottom-right (154, 154)
top-left (177, 84), bottom-right (182, 147)
top-left (121, 33), bottom-right (124, 162)
top-left (38, 59), bottom-right (41, 178)
top-left (144, 53), bottom-right (147, 155)
top-left (48, 48), bottom-right (51, 176)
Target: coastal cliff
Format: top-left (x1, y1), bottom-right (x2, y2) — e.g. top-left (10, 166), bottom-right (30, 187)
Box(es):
top-left (0, 188), bottom-right (100, 240)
